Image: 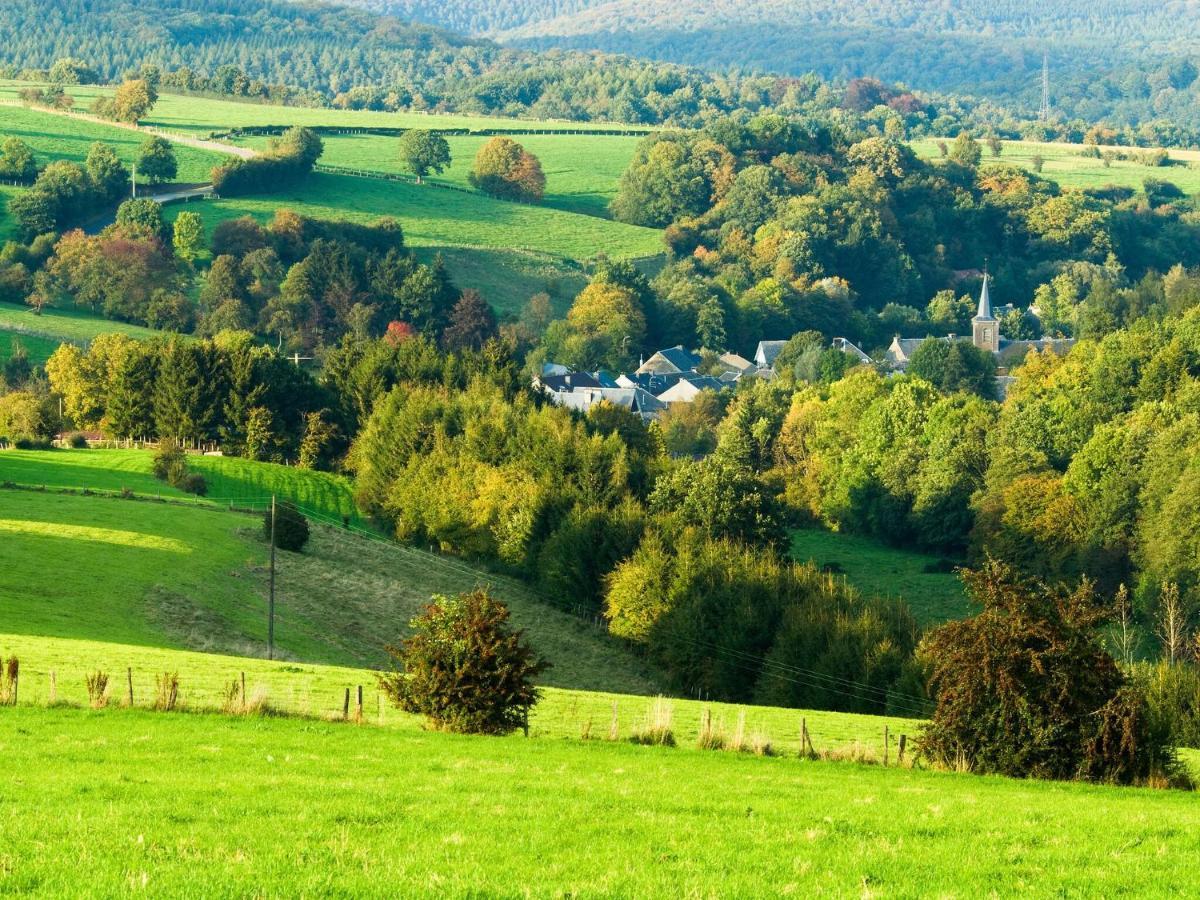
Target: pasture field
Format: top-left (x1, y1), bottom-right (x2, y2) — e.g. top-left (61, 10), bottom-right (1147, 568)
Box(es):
top-left (0, 104), bottom-right (224, 183)
top-left (239, 131), bottom-right (643, 219)
top-left (161, 172), bottom-right (663, 261)
top-left (0, 83), bottom-right (655, 135)
top-left (0, 483), bottom-right (659, 692)
top-left (790, 528), bottom-right (971, 626)
top-left (0, 448), bottom-right (359, 522)
top-left (2, 703), bottom-right (1199, 896)
top-left (0, 330), bottom-right (58, 367)
top-left (0, 301), bottom-right (164, 351)
top-left (410, 245), bottom-right (587, 317)
top-left (913, 138), bottom-right (1200, 196)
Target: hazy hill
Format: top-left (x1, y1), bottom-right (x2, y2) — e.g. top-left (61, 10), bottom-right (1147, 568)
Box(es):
top-left (361, 0), bottom-right (1200, 127)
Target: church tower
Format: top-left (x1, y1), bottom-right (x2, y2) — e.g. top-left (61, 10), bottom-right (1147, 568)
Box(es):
top-left (972, 273), bottom-right (1000, 352)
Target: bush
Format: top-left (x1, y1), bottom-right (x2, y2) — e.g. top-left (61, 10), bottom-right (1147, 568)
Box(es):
top-left (265, 500), bottom-right (309, 552)
top-left (176, 472), bottom-right (207, 496)
top-left (918, 559), bottom-right (1180, 785)
top-left (378, 589), bottom-right (548, 735)
top-left (68, 432), bottom-right (88, 449)
top-left (152, 438), bottom-right (186, 482)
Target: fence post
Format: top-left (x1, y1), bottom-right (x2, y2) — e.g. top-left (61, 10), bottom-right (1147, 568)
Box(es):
top-left (240, 671), bottom-right (247, 710)
top-left (355, 685), bottom-right (363, 723)
top-left (883, 725), bottom-right (889, 767)
top-left (898, 733), bottom-right (907, 764)
top-left (342, 687), bottom-right (350, 720)
top-left (127, 667), bottom-right (134, 707)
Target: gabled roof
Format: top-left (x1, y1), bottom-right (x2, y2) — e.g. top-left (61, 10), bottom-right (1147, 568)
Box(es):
top-left (539, 372), bottom-right (602, 393)
top-left (554, 387), bottom-right (666, 419)
top-left (541, 362), bottom-right (572, 377)
top-left (832, 337), bottom-right (872, 363)
top-left (636, 345), bottom-right (702, 375)
top-left (589, 370), bottom-right (620, 388)
top-left (755, 340), bottom-right (788, 368)
top-left (997, 337), bottom-right (1076, 365)
top-left (717, 352), bottom-right (756, 373)
top-left (619, 371), bottom-right (685, 395)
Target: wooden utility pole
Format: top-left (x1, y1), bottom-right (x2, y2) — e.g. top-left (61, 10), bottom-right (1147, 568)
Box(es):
top-left (268, 495), bottom-right (276, 660)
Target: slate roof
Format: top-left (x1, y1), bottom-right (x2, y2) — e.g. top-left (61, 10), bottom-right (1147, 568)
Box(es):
top-left (636, 345), bottom-right (703, 375)
top-left (540, 372), bottom-right (603, 393)
top-left (754, 340), bottom-right (788, 368)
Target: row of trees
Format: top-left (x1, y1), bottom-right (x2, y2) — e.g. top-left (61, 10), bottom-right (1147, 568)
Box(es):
top-left (4, 136), bottom-right (179, 239)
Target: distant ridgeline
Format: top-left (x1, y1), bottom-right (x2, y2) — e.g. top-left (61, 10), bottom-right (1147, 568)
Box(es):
top-left (378, 0), bottom-right (1200, 137)
top-left (4, 0), bottom-right (1200, 143)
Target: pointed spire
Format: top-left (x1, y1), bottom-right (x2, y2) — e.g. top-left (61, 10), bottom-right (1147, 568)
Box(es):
top-left (974, 272), bottom-right (995, 321)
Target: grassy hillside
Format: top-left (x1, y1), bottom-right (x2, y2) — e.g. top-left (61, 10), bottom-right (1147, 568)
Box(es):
top-left (0, 84), bottom-right (654, 136)
top-left (912, 138), bottom-right (1200, 197)
top-left (0, 486), bottom-right (657, 692)
top-left (790, 528), bottom-right (971, 626)
top-left (0, 302), bottom-right (165, 360)
top-left (0, 448), bottom-right (358, 521)
top-left (0, 104), bottom-right (224, 182)
top-left (0, 184), bottom-right (23, 243)
top-left (410, 245), bottom-right (586, 318)
top-left (240, 131), bottom-right (643, 219)
top-left (3, 702), bottom-right (1199, 895)
top-left (0, 331), bottom-right (58, 367)
top-left (163, 172), bottom-right (662, 261)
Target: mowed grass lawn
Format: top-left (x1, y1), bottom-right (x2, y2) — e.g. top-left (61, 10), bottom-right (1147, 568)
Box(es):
top-left (164, 172), bottom-right (663, 261)
top-left (790, 528), bottom-right (971, 626)
top-left (242, 131), bottom-right (643, 219)
top-left (913, 137), bottom-right (1200, 196)
top-left (0, 83), bottom-right (655, 135)
top-left (2, 704), bottom-right (1199, 896)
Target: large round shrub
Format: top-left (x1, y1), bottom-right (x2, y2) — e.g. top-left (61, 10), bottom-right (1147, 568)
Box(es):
top-left (379, 589), bottom-right (547, 735)
top-left (265, 500), bottom-right (309, 552)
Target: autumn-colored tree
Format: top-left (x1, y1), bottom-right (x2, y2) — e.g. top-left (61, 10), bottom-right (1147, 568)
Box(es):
top-left (110, 79), bottom-right (155, 124)
top-left (469, 137), bottom-right (545, 203)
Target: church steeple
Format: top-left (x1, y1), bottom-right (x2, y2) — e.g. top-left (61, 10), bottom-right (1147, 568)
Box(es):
top-left (974, 272), bottom-right (994, 322)
top-left (972, 272), bottom-right (1000, 352)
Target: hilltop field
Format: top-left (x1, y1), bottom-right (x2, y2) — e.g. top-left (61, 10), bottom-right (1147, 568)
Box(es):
top-left (0, 86), bottom-right (661, 317)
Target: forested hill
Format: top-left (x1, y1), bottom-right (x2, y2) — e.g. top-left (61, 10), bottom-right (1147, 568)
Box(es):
top-left (0, 0), bottom-right (816, 125)
top-left (366, 0), bottom-right (1200, 130)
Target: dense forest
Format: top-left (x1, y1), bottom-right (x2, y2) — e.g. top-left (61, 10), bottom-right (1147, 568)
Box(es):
top-left (437, 0), bottom-right (1200, 131)
top-left (5, 0), bottom-right (1200, 143)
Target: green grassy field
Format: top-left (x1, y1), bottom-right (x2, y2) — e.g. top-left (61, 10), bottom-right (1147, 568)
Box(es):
top-left (0, 485), bottom-right (658, 693)
top-left (0, 330), bottom-right (58, 367)
top-left (0, 301), bottom-right (168, 364)
top-left (0, 83), bottom-right (655, 135)
top-left (913, 138), bottom-right (1200, 196)
top-left (2, 703), bottom-right (1198, 896)
top-left (790, 528), bottom-right (971, 626)
top-left (0, 104), bottom-right (224, 183)
top-left (410, 245), bottom-right (586, 318)
top-left (242, 131), bottom-right (642, 219)
top-left (0, 447), bottom-right (358, 521)
top-left (163, 172), bottom-right (662, 261)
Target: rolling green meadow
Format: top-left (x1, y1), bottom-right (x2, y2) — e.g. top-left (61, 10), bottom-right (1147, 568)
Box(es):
top-left (0, 82), bottom-right (655, 136)
top-left (790, 529), bottom-right (971, 626)
top-left (240, 131), bottom-right (644, 219)
top-left (912, 138), bottom-right (1200, 196)
top-left (3, 451), bottom-right (1200, 894)
top-left (0, 302), bottom-right (166, 362)
top-left (6, 702), bottom-right (1200, 897)
top-left (0, 104), bottom-right (225, 183)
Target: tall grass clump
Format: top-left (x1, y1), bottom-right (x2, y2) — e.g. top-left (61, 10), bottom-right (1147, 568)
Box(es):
top-left (630, 697), bottom-right (675, 747)
top-left (154, 672), bottom-right (180, 711)
top-left (85, 671), bottom-right (109, 709)
top-left (696, 708), bottom-right (726, 751)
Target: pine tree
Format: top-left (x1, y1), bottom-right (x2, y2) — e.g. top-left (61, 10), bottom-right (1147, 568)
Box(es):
top-left (441, 290), bottom-right (497, 351)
